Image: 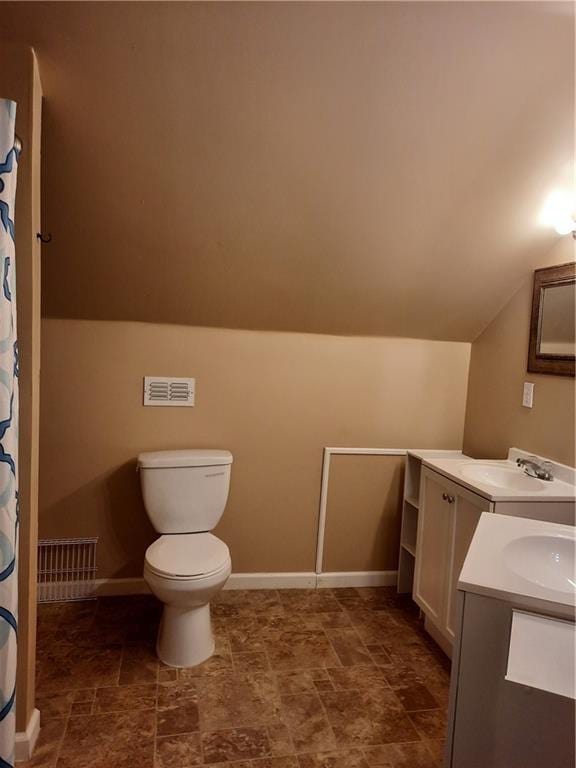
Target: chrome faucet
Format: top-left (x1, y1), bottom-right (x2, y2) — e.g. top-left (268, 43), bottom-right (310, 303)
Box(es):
top-left (516, 456), bottom-right (554, 481)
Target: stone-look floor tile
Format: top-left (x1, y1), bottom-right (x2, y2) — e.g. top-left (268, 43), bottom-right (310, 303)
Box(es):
top-left (95, 596), bottom-right (159, 626)
top-left (362, 742), bottom-right (437, 767)
top-left (213, 590), bottom-right (284, 619)
top-left (19, 718), bottom-right (67, 768)
top-left (425, 682), bottom-right (450, 709)
top-left (297, 749), bottom-right (370, 767)
top-left (56, 711), bottom-right (155, 768)
top-left (280, 693), bottom-right (337, 753)
top-left (179, 650), bottom-right (233, 678)
top-left (70, 702), bottom-right (92, 715)
top-left (93, 683), bottom-right (157, 713)
top-left (408, 710), bottom-right (448, 741)
top-left (380, 659), bottom-right (423, 690)
top-left (266, 630), bottom-right (341, 671)
top-left (226, 618), bottom-right (267, 653)
top-left (35, 590), bottom-right (450, 768)
top-left (74, 623), bottom-right (128, 647)
top-left (206, 761), bottom-right (296, 768)
top-left (326, 666), bottom-right (388, 692)
top-left (354, 588), bottom-right (398, 609)
top-left (313, 679), bottom-right (334, 692)
top-left (118, 644), bottom-right (158, 685)
top-left (266, 722), bottom-right (294, 756)
top-left (197, 671), bottom-right (282, 730)
top-left (320, 688), bottom-right (420, 747)
top-left (259, 616), bottom-right (324, 641)
top-left (57, 602), bottom-right (97, 627)
top-left (125, 622), bottom-right (158, 645)
top-left (72, 689), bottom-right (96, 704)
top-left (36, 692), bottom-right (75, 721)
top-left (205, 763), bottom-right (252, 768)
top-left (325, 629), bottom-right (373, 667)
top-left (37, 644), bottom-right (123, 693)
top-left (201, 726), bottom-right (272, 763)
top-left (233, 651), bottom-right (271, 672)
top-left (159, 667), bottom-right (178, 683)
top-left (158, 678), bottom-right (198, 707)
top-left (157, 700), bottom-right (200, 736)
top-left (317, 613), bottom-right (351, 629)
top-left (425, 739), bottom-right (446, 767)
top-left (214, 632), bottom-right (232, 654)
top-left (278, 591), bottom-right (343, 615)
top-left (155, 733), bottom-right (203, 768)
top-left (342, 612), bottom-right (401, 646)
top-left (274, 670), bottom-right (323, 695)
top-left (393, 684), bottom-right (438, 712)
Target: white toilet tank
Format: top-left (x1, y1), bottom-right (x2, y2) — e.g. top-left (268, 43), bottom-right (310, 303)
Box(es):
top-left (137, 449), bottom-right (233, 534)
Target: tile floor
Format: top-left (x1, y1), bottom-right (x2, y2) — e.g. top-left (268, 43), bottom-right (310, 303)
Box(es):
top-left (25, 587), bottom-right (451, 768)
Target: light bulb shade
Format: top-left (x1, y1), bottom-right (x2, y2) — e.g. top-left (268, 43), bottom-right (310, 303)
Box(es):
top-left (554, 219), bottom-right (575, 236)
top-left (540, 188), bottom-right (576, 235)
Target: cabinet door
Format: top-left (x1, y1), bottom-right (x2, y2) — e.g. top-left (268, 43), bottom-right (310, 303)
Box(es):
top-left (413, 470), bottom-right (452, 622)
top-left (444, 489), bottom-right (492, 641)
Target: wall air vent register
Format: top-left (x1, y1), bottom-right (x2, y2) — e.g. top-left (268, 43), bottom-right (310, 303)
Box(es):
top-left (143, 376), bottom-right (196, 406)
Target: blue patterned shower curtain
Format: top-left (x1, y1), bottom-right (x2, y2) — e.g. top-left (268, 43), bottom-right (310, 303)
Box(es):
top-left (0, 100), bottom-right (19, 768)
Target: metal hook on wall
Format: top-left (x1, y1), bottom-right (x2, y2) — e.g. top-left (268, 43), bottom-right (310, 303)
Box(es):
top-left (36, 233), bottom-right (52, 244)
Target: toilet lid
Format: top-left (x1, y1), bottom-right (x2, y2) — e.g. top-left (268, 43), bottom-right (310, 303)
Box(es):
top-left (145, 533), bottom-right (230, 579)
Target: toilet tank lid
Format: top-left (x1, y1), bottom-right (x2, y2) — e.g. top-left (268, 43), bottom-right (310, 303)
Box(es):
top-left (138, 449), bottom-right (233, 469)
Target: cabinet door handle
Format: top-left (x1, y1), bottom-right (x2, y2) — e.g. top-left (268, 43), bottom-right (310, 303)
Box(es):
top-left (442, 493), bottom-right (448, 500)
top-left (447, 495), bottom-right (455, 504)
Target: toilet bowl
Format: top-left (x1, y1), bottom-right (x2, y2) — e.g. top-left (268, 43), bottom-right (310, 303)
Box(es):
top-left (144, 533), bottom-right (231, 667)
top-left (138, 449), bottom-right (233, 668)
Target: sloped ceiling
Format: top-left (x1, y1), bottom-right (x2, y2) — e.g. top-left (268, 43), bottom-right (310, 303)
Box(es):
top-left (3, 1), bottom-right (574, 340)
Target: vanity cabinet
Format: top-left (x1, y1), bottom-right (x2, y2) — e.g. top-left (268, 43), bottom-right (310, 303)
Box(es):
top-left (401, 449), bottom-right (574, 657)
top-left (413, 468), bottom-right (492, 650)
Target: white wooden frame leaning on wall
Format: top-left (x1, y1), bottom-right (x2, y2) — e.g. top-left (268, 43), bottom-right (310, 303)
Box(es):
top-left (314, 447), bottom-right (407, 588)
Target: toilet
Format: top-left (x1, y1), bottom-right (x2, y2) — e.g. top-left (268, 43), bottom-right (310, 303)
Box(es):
top-left (137, 449), bottom-right (233, 668)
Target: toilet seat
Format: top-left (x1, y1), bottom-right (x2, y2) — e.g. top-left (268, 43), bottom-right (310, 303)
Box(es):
top-left (145, 533), bottom-right (230, 580)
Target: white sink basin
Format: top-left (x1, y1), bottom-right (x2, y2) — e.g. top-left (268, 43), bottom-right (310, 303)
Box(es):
top-left (459, 462), bottom-right (545, 492)
top-left (504, 534), bottom-right (576, 595)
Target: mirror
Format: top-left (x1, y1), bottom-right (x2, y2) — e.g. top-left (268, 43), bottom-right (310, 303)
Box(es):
top-left (528, 262), bottom-right (575, 376)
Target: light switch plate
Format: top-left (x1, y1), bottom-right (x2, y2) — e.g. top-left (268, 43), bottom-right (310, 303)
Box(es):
top-left (522, 382), bottom-right (534, 408)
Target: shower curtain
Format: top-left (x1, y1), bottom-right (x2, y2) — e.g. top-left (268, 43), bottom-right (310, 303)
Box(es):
top-left (0, 100), bottom-right (19, 768)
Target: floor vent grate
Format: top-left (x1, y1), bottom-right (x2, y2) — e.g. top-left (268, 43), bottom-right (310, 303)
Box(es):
top-left (37, 537), bottom-right (98, 603)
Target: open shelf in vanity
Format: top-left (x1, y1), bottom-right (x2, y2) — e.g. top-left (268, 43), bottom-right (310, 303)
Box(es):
top-left (397, 449), bottom-right (467, 594)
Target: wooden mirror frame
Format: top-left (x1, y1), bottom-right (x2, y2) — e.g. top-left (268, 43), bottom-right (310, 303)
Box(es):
top-left (528, 261), bottom-right (575, 377)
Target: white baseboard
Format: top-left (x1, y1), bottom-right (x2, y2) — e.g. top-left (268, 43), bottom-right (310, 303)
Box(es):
top-left (226, 572), bottom-right (317, 589)
top-left (15, 707), bottom-right (40, 763)
top-left (316, 570), bottom-right (398, 588)
top-left (90, 570), bottom-right (397, 596)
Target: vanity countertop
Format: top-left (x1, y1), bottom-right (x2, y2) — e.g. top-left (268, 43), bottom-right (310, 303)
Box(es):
top-left (420, 448), bottom-right (576, 503)
top-left (458, 512), bottom-right (575, 619)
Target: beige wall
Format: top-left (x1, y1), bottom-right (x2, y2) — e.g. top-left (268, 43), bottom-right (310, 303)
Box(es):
top-left (0, 44), bottom-right (42, 732)
top-left (323, 455), bottom-right (405, 573)
top-left (464, 239), bottom-right (575, 467)
top-left (2, 2), bottom-right (573, 341)
top-left (40, 319), bottom-right (470, 578)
